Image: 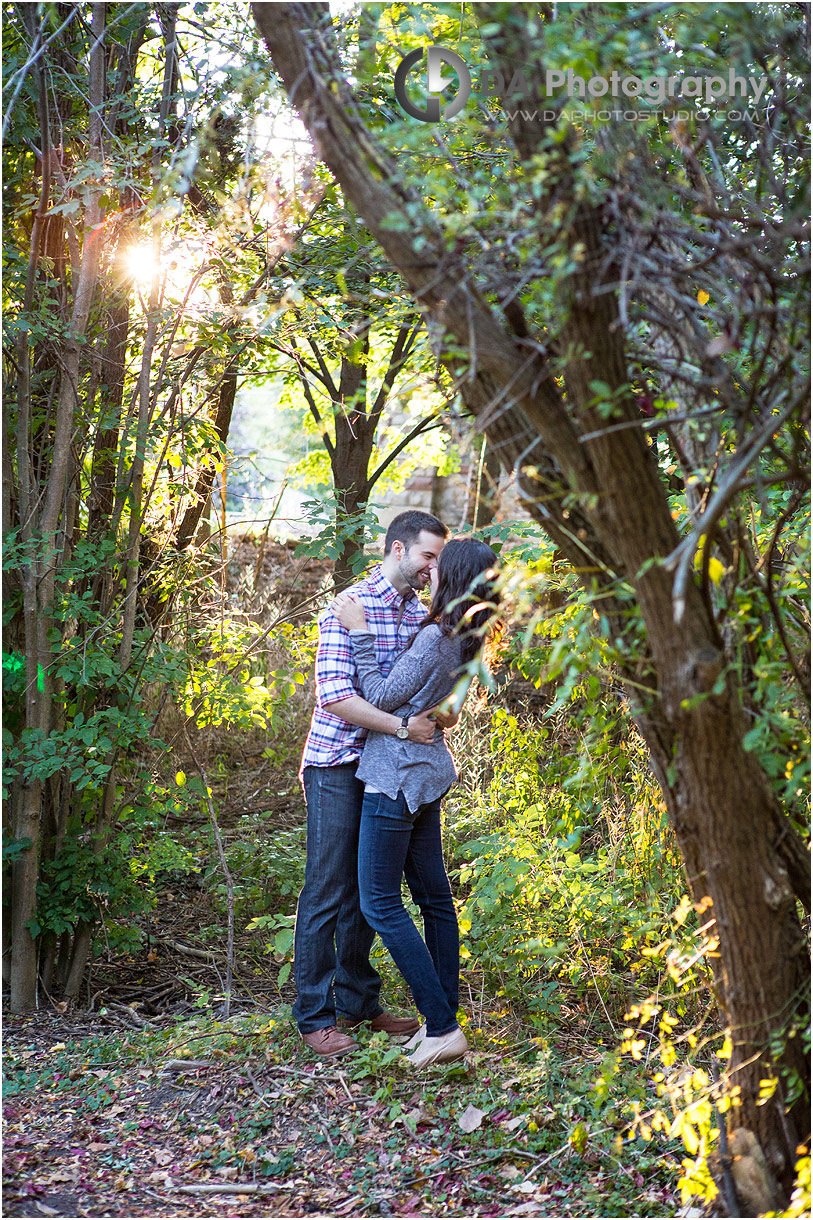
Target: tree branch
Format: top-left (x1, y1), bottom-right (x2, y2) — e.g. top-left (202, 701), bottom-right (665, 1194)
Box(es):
top-left (295, 362), bottom-right (335, 460)
top-left (296, 313), bottom-right (339, 399)
top-left (664, 391), bottom-right (808, 623)
top-left (369, 319), bottom-right (421, 420)
top-left (366, 413), bottom-right (443, 490)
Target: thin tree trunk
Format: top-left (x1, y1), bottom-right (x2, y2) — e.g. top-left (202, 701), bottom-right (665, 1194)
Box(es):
top-left (183, 727), bottom-right (235, 1018)
top-left (63, 922), bottom-right (93, 1002)
top-left (174, 360), bottom-right (239, 550)
top-left (9, 6), bottom-right (57, 1014)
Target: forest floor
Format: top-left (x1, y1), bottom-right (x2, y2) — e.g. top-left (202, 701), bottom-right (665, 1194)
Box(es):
top-left (4, 542), bottom-right (691, 1218)
top-left (3, 991), bottom-right (686, 1219)
top-left (3, 855), bottom-right (688, 1220)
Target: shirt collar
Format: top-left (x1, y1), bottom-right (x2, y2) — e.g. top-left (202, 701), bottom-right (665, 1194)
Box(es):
top-left (367, 564), bottom-right (421, 609)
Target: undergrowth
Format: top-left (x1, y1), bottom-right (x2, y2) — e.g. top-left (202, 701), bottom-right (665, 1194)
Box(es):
top-left (7, 556), bottom-right (808, 1217)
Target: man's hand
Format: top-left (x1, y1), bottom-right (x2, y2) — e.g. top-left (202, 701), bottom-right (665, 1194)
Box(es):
top-left (406, 708), bottom-right (437, 744)
top-left (432, 706), bottom-right (460, 731)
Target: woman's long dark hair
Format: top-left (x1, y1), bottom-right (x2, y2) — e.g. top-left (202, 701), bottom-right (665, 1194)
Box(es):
top-left (418, 538), bottom-right (499, 664)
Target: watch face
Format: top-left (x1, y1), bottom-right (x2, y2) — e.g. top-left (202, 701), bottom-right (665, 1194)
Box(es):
top-left (396, 727), bottom-right (409, 739)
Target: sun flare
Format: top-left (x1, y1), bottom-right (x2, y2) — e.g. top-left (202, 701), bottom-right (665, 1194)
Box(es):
top-left (121, 244), bottom-right (161, 290)
top-left (120, 240), bottom-right (216, 306)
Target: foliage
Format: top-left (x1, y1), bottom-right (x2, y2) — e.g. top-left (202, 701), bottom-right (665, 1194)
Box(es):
top-left (768, 1152), bottom-right (812, 1220)
top-left (3, 1009), bottom-right (682, 1215)
top-left (442, 693), bottom-right (684, 1016)
top-left (293, 498), bottom-right (385, 576)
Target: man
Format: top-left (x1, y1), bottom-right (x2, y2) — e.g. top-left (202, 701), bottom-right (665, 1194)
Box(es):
top-left (294, 510), bottom-right (450, 1057)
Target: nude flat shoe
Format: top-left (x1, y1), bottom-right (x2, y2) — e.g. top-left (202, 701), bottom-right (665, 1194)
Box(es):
top-left (407, 1027), bottom-right (468, 1068)
top-left (403, 1024), bottom-right (427, 1051)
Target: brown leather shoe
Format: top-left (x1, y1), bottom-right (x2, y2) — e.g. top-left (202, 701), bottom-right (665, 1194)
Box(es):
top-left (301, 1025), bottom-right (357, 1058)
top-left (342, 1011), bottom-right (421, 1036)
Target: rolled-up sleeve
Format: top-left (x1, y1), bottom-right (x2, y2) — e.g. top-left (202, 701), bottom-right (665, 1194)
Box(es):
top-left (314, 612), bottom-right (358, 708)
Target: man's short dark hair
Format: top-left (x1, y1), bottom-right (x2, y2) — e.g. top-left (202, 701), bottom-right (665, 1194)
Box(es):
top-left (384, 510), bottom-right (448, 555)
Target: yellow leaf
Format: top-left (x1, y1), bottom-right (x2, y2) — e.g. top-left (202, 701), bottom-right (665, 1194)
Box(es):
top-left (758, 1077), bottom-right (779, 1105)
top-left (708, 557), bottom-right (725, 585)
top-left (175, 771), bottom-right (186, 786)
top-left (570, 1122), bottom-right (589, 1153)
top-left (697, 289), bottom-right (709, 305)
top-left (682, 1123), bottom-right (699, 1155)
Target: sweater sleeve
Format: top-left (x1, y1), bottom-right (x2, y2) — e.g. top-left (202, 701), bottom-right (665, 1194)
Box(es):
top-left (348, 628), bottom-right (449, 713)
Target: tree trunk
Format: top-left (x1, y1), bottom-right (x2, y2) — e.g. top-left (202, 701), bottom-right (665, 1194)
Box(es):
top-left (174, 358), bottom-right (239, 550)
top-left (88, 289), bottom-right (131, 535)
top-left (332, 352), bottom-right (375, 588)
top-left (63, 921), bottom-right (93, 1003)
top-left (8, 3), bottom-right (107, 1012)
top-left (9, 781), bottom-right (41, 1012)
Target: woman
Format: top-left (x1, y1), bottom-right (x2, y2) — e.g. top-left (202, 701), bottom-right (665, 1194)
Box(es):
top-left (330, 538), bottom-right (498, 1067)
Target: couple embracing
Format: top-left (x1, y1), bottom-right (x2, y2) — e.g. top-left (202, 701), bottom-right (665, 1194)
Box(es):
top-left (293, 510), bottom-right (498, 1067)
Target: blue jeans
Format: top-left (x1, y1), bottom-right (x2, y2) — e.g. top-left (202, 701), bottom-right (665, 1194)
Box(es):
top-left (358, 790), bottom-right (459, 1038)
top-left (293, 764), bottom-right (383, 1033)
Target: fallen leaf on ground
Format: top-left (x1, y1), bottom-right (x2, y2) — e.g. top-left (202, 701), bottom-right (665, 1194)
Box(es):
top-left (458, 1103), bottom-right (485, 1133)
top-left (402, 1105), bottom-right (433, 1127)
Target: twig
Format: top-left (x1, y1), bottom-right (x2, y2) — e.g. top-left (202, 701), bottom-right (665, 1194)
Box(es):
top-left (709, 1061), bottom-right (741, 1216)
top-left (162, 1058), bottom-right (218, 1073)
top-left (165, 939), bottom-right (217, 961)
top-left (109, 1002), bottom-right (152, 1029)
top-left (664, 393), bottom-right (806, 623)
top-left (182, 725), bottom-right (235, 1018)
top-left (245, 1066), bottom-right (265, 1097)
top-left (763, 491), bottom-right (810, 700)
top-left (174, 1183), bottom-right (295, 1195)
top-left (336, 1071), bottom-right (355, 1102)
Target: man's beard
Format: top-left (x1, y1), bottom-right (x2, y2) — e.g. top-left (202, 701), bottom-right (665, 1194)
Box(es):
top-left (398, 557), bottom-right (429, 591)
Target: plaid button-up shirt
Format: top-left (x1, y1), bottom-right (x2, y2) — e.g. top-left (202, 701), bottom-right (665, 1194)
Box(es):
top-left (300, 565), bottom-right (427, 770)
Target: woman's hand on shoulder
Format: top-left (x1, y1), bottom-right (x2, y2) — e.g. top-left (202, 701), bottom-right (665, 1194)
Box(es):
top-left (330, 590), bottom-right (368, 631)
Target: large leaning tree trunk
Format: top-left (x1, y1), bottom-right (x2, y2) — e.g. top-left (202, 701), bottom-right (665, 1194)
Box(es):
top-left (251, 1), bottom-right (809, 1202)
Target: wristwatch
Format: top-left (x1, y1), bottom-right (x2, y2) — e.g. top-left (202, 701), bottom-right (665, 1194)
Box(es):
top-left (395, 715), bottom-right (410, 740)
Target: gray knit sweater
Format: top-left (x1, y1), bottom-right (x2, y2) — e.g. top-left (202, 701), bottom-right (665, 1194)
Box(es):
top-left (349, 624), bottom-right (461, 812)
